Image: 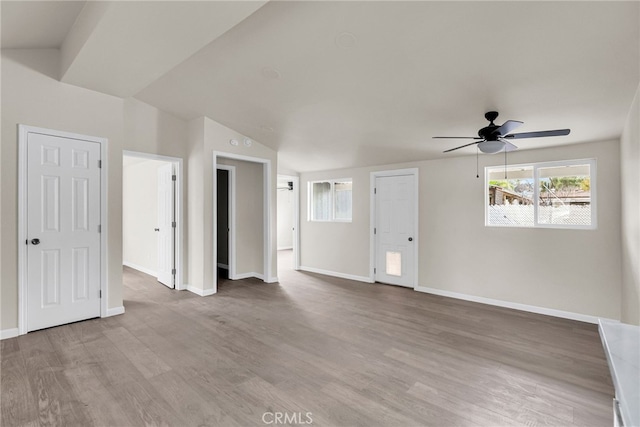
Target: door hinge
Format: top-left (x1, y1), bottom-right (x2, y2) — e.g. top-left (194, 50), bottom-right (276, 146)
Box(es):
top-left (171, 268), bottom-right (176, 275)
top-left (374, 188), bottom-right (377, 194)
top-left (98, 225), bottom-right (101, 233)
top-left (99, 290), bottom-right (102, 298)
top-left (374, 227), bottom-right (376, 234)
top-left (374, 268), bottom-right (376, 274)
top-left (172, 175), bottom-right (177, 181)
top-left (26, 239), bottom-right (28, 245)
top-left (98, 160), bottom-right (102, 168)
top-left (171, 221), bottom-right (176, 228)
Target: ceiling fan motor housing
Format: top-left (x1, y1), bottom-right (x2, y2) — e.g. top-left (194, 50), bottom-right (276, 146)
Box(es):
top-left (478, 126), bottom-right (501, 140)
top-left (479, 111), bottom-right (501, 140)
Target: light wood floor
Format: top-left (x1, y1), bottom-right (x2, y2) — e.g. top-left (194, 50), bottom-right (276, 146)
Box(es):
top-left (2, 250), bottom-right (613, 426)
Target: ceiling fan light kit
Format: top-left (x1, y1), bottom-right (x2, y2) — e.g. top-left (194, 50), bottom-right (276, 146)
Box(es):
top-left (478, 140), bottom-right (504, 154)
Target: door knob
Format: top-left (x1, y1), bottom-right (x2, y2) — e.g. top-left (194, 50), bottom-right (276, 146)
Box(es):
top-left (31, 238), bottom-right (40, 245)
top-left (154, 228), bottom-right (160, 232)
top-left (408, 237), bottom-right (413, 242)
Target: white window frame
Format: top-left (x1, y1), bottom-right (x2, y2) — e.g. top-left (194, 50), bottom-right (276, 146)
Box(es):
top-left (308, 178), bottom-right (353, 222)
top-left (485, 158), bottom-right (597, 230)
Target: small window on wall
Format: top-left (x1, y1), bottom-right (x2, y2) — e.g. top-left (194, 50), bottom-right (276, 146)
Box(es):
top-left (309, 179), bottom-right (352, 221)
top-left (486, 159), bottom-right (596, 229)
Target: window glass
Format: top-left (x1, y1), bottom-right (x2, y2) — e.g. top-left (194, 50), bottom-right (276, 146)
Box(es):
top-left (334, 181), bottom-right (353, 220)
top-left (538, 164), bottom-right (591, 226)
top-left (309, 179), bottom-right (353, 222)
top-left (312, 181), bottom-right (331, 221)
top-left (486, 160), bottom-right (595, 229)
top-left (487, 166), bottom-right (534, 227)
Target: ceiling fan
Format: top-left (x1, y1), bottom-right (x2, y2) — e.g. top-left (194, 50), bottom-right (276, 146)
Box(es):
top-left (433, 111), bottom-right (570, 154)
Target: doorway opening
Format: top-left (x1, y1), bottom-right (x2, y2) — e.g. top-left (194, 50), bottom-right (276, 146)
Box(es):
top-left (122, 151), bottom-right (183, 290)
top-left (277, 174), bottom-right (300, 272)
top-left (216, 165), bottom-right (235, 280)
top-left (213, 152), bottom-right (273, 293)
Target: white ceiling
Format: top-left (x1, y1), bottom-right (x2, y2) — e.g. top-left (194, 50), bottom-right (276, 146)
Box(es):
top-left (2, 1), bottom-right (639, 173)
top-left (59, 1), bottom-right (267, 97)
top-left (1, 1), bottom-right (85, 49)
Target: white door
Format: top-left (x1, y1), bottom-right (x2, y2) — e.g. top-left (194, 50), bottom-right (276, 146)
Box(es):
top-left (27, 132), bottom-right (101, 332)
top-left (157, 163), bottom-right (174, 287)
top-left (374, 174), bottom-right (416, 287)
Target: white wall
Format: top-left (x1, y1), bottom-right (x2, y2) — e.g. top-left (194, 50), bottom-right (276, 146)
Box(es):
top-left (300, 140), bottom-right (622, 320)
top-left (123, 159), bottom-right (170, 275)
top-left (123, 98), bottom-right (188, 286)
top-left (187, 117), bottom-right (206, 290)
top-left (187, 117), bottom-right (278, 292)
top-left (1, 49), bottom-right (125, 330)
top-left (621, 83), bottom-right (640, 325)
top-left (277, 179), bottom-right (294, 250)
top-left (1, 49), bottom-right (192, 333)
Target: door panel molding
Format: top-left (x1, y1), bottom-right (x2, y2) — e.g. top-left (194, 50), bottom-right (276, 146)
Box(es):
top-left (18, 125), bottom-right (109, 335)
top-left (369, 168), bottom-right (419, 288)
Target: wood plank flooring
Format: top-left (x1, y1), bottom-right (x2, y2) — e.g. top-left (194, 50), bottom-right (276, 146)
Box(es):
top-left (1, 250), bottom-right (614, 426)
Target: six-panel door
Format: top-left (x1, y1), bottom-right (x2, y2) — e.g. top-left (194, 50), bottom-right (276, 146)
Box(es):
top-left (27, 132), bottom-right (101, 332)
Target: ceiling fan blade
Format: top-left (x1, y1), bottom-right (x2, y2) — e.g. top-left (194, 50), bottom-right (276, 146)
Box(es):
top-left (433, 136), bottom-right (482, 139)
top-left (495, 120), bottom-right (523, 136)
top-left (501, 140), bottom-right (518, 152)
top-left (443, 140), bottom-right (482, 153)
top-left (504, 129), bottom-right (571, 139)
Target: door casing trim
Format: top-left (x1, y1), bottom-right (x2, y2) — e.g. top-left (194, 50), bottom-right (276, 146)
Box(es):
top-left (123, 150), bottom-right (184, 290)
top-left (369, 168), bottom-right (419, 288)
top-left (277, 174), bottom-right (301, 270)
top-left (18, 124), bottom-right (109, 335)
top-left (213, 151), bottom-right (273, 293)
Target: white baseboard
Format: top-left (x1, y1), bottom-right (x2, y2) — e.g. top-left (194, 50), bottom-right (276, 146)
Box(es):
top-left (185, 285), bottom-right (216, 297)
top-left (232, 272), bottom-right (264, 280)
top-left (123, 261), bottom-right (157, 278)
top-left (228, 272), bottom-right (277, 283)
top-left (299, 266), bottom-right (373, 284)
top-left (414, 286), bottom-right (616, 324)
top-left (278, 246), bottom-right (293, 251)
top-left (0, 328), bottom-right (19, 340)
top-left (104, 306), bottom-right (125, 317)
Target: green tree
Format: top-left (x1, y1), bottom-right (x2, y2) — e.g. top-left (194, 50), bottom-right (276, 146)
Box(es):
top-left (580, 178), bottom-right (590, 191)
top-left (489, 180), bottom-right (513, 190)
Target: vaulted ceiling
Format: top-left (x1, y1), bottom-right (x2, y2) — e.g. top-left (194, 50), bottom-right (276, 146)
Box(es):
top-left (2, 1), bottom-right (639, 172)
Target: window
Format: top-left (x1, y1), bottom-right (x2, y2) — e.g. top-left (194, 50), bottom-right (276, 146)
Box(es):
top-left (486, 159), bottom-right (596, 229)
top-left (309, 179), bottom-right (352, 221)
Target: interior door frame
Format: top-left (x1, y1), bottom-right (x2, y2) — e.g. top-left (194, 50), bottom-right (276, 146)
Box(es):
top-left (277, 174), bottom-right (301, 270)
top-left (213, 151), bottom-right (274, 294)
top-left (369, 168), bottom-right (419, 288)
top-left (216, 164), bottom-right (236, 279)
top-left (18, 124), bottom-right (108, 336)
top-left (123, 150), bottom-right (184, 290)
